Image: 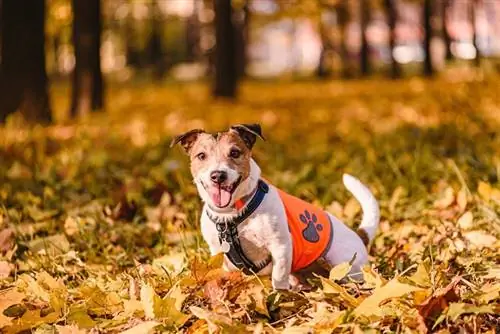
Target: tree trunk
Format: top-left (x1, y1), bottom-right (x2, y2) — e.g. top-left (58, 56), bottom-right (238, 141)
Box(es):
top-left (337, 0), bottom-right (352, 78)
top-left (213, 0), bottom-right (237, 98)
top-left (470, 0), bottom-right (481, 67)
top-left (442, 0), bottom-right (453, 61)
top-left (385, 0), bottom-right (401, 78)
top-left (0, 0), bottom-right (52, 123)
top-left (70, 0), bottom-right (104, 118)
top-left (148, 0), bottom-right (165, 79)
top-left (186, 0), bottom-right (201, 62)
top-left (235, 1), bottom-right (250, 78)
top-left (360, 0), bottom-right (370, 76)
top-left (316, 11), bottom-right (332, 78)
top-left (423, 0), bottom-right (434, 76)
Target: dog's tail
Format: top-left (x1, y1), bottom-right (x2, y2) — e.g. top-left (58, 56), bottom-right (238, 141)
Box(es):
top-left (342, 174), bottom-right (380, 246)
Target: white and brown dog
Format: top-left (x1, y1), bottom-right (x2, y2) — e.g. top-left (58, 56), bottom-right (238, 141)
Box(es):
top-left (171, 124), bottom-right (380, 290)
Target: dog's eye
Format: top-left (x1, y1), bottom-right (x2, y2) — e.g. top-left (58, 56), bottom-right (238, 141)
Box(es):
top-left (196, 152), bottom-right (206, 161)
top-left (229, 149), bottom-right (241, 159)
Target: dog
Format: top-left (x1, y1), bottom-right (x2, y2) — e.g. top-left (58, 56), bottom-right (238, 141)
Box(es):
top-left (171, 124), bottom-right (380, 290)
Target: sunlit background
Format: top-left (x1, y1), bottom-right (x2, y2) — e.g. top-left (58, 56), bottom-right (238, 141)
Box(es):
top-left (45, 0), bottom-right (500, 80)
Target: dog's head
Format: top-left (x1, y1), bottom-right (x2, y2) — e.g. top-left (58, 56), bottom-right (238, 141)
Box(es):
top-left (171, 124), bottom-right (265, 209)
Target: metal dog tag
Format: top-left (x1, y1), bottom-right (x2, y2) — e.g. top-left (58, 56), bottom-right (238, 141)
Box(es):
top-left (220, 240), bottom-right (230, 253)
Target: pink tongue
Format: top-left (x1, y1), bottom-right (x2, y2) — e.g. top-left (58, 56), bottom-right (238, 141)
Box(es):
top-left (210, 186), bottom-right (231, 208)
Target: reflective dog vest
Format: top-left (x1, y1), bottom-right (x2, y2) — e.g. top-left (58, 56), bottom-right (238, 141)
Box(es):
top-left (221, 180), bottom-right (333, 274)
top-left (275, 188), bottom-right (333, 272)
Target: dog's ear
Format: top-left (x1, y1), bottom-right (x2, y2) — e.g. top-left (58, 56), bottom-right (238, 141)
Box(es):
top-left (170, 129), bottom-right (205, 153)
top-left (230, 123), bottom-right (265, 149)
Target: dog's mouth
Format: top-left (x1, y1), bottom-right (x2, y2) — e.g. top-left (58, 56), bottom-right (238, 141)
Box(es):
top-left (203, 176), bottom-right (242, 208)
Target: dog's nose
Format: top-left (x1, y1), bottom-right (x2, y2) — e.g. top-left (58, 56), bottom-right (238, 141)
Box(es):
top-left (210, 170), bottom-right (227, 184)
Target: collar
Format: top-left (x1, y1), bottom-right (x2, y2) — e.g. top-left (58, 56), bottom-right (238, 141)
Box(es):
top-left (205, 179), bottom-right (271, 274)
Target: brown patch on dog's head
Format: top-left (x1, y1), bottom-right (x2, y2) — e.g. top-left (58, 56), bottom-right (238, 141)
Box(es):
top-left (171, 124), bottom-right (265, 208)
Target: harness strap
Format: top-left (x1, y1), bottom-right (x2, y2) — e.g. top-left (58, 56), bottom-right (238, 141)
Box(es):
top-left (206, 180), bottom-right (272, 275)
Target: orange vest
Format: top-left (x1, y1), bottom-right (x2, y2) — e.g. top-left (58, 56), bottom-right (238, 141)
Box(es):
top-left (276, 188), bottom-right (333, 272)
top-left (234, 181), bottom-right (333, 272)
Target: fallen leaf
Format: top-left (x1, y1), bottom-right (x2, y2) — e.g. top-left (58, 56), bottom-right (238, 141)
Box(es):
top-left (361, 266), bottom-right (385, 289)
top-left (28, 234), bottom-right (71, 256)
top-left (140, 283), bottom-right (188, 326)
top-left (120, 321), bottom-right (160, 334)
top-left (328, 262), bottom-right (352, 281)
top-left (457, 211), bottom-right (474, 230)
top-left (353, 278), bottom-right (423, 317)
top-left (0, 228), bottom-right (15, 253)
top-left (446, 303), bottom-right (495, 321)
top-left (0, 260), bottom-right (13, 279)
top-left (477, 181), bottom-right (492, 201)
top-left (463, 230), bottom-right (497, 248)
top-left (55, 324), bottom-right (87, 334)
top-left (434, 187), bottom-right (455, 209)
top-left (319, 277), bottom-right (358, 308)
top-left (189, 306), bottom-right (232, 334)
top-left (417, 277), bottom-right (460, 331)
top-left (477, 283), bottom-right (500, 304)
top-left (0, 289), bottom-right (25, 328)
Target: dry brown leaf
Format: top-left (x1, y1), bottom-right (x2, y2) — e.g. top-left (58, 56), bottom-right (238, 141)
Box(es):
top-left (417, 277), bottom-right (460, 331)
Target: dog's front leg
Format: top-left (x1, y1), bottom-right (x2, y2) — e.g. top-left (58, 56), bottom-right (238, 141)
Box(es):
top-left (268, 241), bottom-right (292, 290)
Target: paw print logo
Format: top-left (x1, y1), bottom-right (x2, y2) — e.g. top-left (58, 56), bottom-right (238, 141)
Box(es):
top-left (299, 210), bottom-right (323, 243)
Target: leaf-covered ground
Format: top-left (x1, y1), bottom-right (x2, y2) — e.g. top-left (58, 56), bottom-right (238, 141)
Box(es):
top-left (1, 76), bottom-right (499, 333)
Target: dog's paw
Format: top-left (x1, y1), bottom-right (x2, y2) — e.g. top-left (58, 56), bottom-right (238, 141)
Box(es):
top-left (272, 278), bottom-right (291, 291)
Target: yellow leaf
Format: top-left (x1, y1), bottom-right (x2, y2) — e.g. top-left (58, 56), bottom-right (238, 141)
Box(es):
top-left (447, 303), bottom-right (495, 321)
top-left (353, 278), bottom-right (424, 317)
top-left (189, 306), bottom-right (232, 334)
top-left (361, 266), bottom-right (385, 289)
top-left (120, 321), bottom-right (160, 334)
top-left (328, 262), bottom-right (352, 281)
top-left (409, 260), bottom-right (431, 287)
top-left (2, 309), bottom-right (59, 334)
top-left (478, 181), bottom-right (492, 201)
top-left (67, 306), bottom-right (96, 329)
top-left (140, 283), bottom-right (189, 326)
top-left (477, 283), bottom-right (500, 304)
top-left (319, 277), bottom-right (359, 308)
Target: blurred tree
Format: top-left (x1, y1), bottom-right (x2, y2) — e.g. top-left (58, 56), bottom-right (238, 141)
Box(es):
top-left (316, 3), bottom-right (333, 78)
top-left (213, 0), bottom-right (237, 98)
top-left (422, 0), bottom-right (434, 76)
top-left (337, 0), bottom-right (352, 78)
top-left (0, 0), bottom-right (52, 123)
top-left (70, 0), bottom-right (104, 117)
top-left (360, 0), bottom-right (370, 76)
top-left (442, 0), bottom-right (453, 61)
top-left (385, 0), bottom-right (401, 78)
top-left (470, 0), bottom-right (481, 67)
top-left (147, 0), bottom-right (165, 79)
top-left (234, 1), bottom-right (250, 78)
top-left (186, 0), bottom-right (201, 62)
